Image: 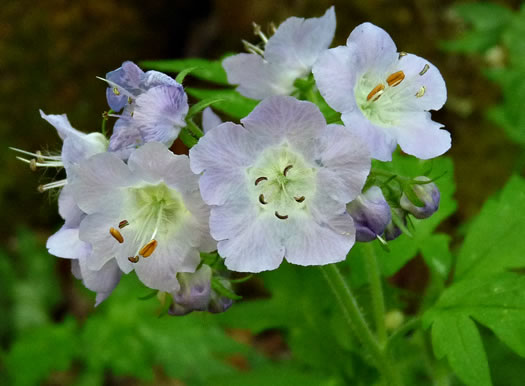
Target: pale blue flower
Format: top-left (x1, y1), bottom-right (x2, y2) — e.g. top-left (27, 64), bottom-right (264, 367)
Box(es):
top-left (313, 22), bottom-right (450, 161)
top-left (190, 96), bottom-right (370, 272)
top-left (223, 7), bottom-right (335, 100)
top-left (103, 61), bottom-right (189, 159)
top-left (70, 142), bottom-right (215, 292)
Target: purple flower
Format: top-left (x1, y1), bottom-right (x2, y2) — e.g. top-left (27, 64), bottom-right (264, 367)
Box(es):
top-left (223, 7), bottom-right (335, 100)
top-left (313, 22), bottom-right (450, 161)
top-left (400, 176), bottom-right (440, 219)
top-left (190, 96), bottom-right (370, 272)
top-left (347, 186), bottom-right (391, 242)
top-left (103, 61), bottom-right (189, 159)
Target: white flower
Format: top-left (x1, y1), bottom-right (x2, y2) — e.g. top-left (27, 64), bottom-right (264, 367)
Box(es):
top-left (190, 96), bottom-right (370, 272)
top-left (223, 7), bottom-right (335, 100)
top-left (71, 142), bottom-right (215, 292)
top-left (313, 22), bottom-right (450, 161)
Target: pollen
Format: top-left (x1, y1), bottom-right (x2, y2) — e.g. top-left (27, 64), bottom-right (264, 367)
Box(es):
top-left (139, 240), bottom-right (158, 258)
top-left (415, 86), bottom-right (426, 98)
top-left (112, 87), bottom-right (120, 96)
top-left (275, 211), bottom-right (288, 220)
top-left (386, 71), bottom-right (405, 87)
top-left (109, 227), bottom-right (124, 243)
top-left (128, 256), bottom-right (139, 263)
top-left (367, 84), bottom-right (385, 101)
top-left (419, 64), bottom-right (430, 76)
top-left (118, 220), bottom-right (129, 229)
top-left (255, 176), bottom-right (268, 186)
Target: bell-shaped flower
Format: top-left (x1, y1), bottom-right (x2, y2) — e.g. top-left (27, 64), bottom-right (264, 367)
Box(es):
top-left (70, 142), bottom-right (215, 292)
top-left (313, 22), bottom-right (450, 161)
top-left (223, 7), bottom-right (335, 100)
top-left (400, 176), bottom-right (440, 219)
top-left (102, 61), bottom-right (189, 159)
top-left (190, 96), bottom-right (370, 272)
top-left (347, 186), bottom-right (391, 242)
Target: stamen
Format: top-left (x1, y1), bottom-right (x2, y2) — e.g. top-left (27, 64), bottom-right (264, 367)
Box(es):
top-left (283, 165), bottom-right (293, 176)
top-left (367, 84), bottom-right (385, 101)
top-left (139, 240), bottom-right (158, 258)
top-left (259, 194), bottom-right (268, 205)
top-left (118, 220), bottom-right (129, 229)
top-left (252, 22), bottom-right (268, 44)
top-left (242, 40), bottom-right (265, 56)
top-left (386, 71), bottom-right (405, 87)
top-left (269, 22), bottom-right (277, 34)
top-left (275, 211), bottom-right (288, 220)
top-left (37, 179), bottom-right (67, 192)
top-left (128, 256), bottom-right (139, 263)
top-left (109, 227), bottom-right (124, 243)
top-left (9, 147), bottom-right (61, 161)
top-left (112, 87), bottom-right (120, 96)
top-left (415, 86), bottom-right (426, 98)
top-left (294, 196), bottom-right (305, 203)
top-left (15, 156), bottom-right (63, 169)
top-left (419, 64), bottom-right (430, 76)
top-left (398, 52), bottom-right (407, 59)
top-left (255, 176), bottom-right (268, 186)
top-left (128, 97), bottom-right (133, 104)
top-left (29, 159), bottom-right (37, 172)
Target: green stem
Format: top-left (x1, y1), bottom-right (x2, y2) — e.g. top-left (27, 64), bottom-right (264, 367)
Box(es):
top-left (363, 243), bottom-right (387, 345)
top-left (320, 264), bottom-right (403, 386)
top-left (186, 117), bottom-right (204, 138)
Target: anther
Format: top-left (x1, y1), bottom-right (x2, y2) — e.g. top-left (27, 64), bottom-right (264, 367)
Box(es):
top-left (112, 87), bottom-right (120, 96)
top-left (37, 185), bottom-right (45, 193)
top-left (367, 84), bottom-right (385, 101)
top-left (118, 220), bottom-right (129, 229)
top-left (139, 240), bottom-right (158, 258)
top-left (283, 165), bottom-right (293, 176)
top-left (398, 52), bottom-right (407, 59)
top-left (415, 86), bottom-right (426, 98)
top-left (269, 22), bottom-right (277, 34)
top-left (128, 97), bottom-right (133, 104)
top-left (255, 176), bottom-right (268, 186)
top-left (294, 196), bottom-right (305, 203)
top-left (128, 256), bottom-right (139, 263)
top-left (35, 150), bottom-right (44, 163)
top-left (259, 194), bottom-right (268, 205)
top-left (252, 22), bottom-right (268, 44)
top-left (29, 159), bottom-right (37, 172)
top-left (109, 227), bottom-right (124, 243)
top-left (386, 71), bottom-right (405, 87)
top-left (419, 64), bottom-right (430, 76)
top-left (275, 211), bottom-right (288, 220)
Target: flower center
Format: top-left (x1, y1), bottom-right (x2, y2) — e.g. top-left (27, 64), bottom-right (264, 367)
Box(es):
top-left (246, 144), bottom-right (316, 220)
top-left (108, 183), bottom-right (189, 263)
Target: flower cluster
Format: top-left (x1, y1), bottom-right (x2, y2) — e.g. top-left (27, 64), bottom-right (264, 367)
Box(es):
top-left (15, 7), bottom-right (449, 311)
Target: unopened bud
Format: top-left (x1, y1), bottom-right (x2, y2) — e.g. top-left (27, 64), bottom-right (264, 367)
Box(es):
top-left (400, 177), bottom-right (440, 219)
top-left (384, 208), bottom-right (406, 241)
top-left (208, 277), bottom-right (234, 314)
top-left (170, 265), bottom-right (212, 316)
top-left (347, 186), bottom-right (391, 242)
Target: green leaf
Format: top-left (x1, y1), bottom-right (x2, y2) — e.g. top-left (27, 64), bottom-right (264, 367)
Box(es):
top-left (140, 57), bottom-right (229, 85)
top-left (175, 66), bottom-right (198, 84)
top-left (187, 97), bottom-right (225, 119)
top-left (455, 175), bottom-right (525, 280)
top-left (430, 313), bottom-right (492, 386)
top-left (5, 318), bottom-right (78, 386)
top-left (186, 88), bottom-right (258, 119)
top-left (424, 272), bottom-right (525, 385)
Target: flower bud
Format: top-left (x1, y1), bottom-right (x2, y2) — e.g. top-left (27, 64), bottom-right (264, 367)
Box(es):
top-left (208, 277), bottom-right (234, 314)
top-left (384, 208), bottom-right (405, 241)
top-left (400, 176), bottom-right (440, 219)
top-left (347, 186), bottom-right (391, 242)
top-left (169, 265), bottom-right (213, 316)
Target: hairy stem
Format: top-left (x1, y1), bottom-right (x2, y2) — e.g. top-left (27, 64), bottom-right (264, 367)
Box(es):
top-left (363, 243), bottom-right (387, 345)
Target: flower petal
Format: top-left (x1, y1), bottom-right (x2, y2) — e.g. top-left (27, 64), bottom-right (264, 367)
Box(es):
top-left (284, 212), bottom-right (355, 266)
top-left (393, 112), bottom-right (451, 159)
top-left (313, 45), bottom-right (359, 113)
top-left (39, 110), bottom-right (80, 140)
top-left (202, 107), bottom-right (222, 134)
top-left (58, 184), bottom-right (84, 227)
top-left (105, 61), bottom-right (145, 111)
top-left (223, 53), bottom-right (297, 99)
top-left (347, 22), bottom-right (398, 73)
top-left (265, 7), bottom-right (336, 73)
top-left (47, 226), bottom-right (91, 259)
top-left (75, 257), bottom-right (122, 306)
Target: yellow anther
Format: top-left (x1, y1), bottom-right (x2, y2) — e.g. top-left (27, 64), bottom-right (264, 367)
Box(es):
top-left (112, 87), bottom-right (120, 96)
top-left (139, 240), bottom-right (158, 258)
top-left (398, 52), bottom-right (407, 59)
top-left (109, 227), bottom-right (124, 243)
top-left (386, 71), bottom-right (405, 87)
top-left (415, 86), bottom-right (426, 98)
top-left (128, 97), bottom-right (133, 104)
top-left (367, 84), bottom-right (385, 101)
top-left (118, 220), bottom-right (129, 229)
top-left (275, 211), bottom-right (288, 220)
top-left (29, 159), bottom-right (37, 172)
top-left (419, 64), bottom-right (430, 76)
top-left (37, 185), bottom-right (45, 193)
top-left (128, 256), bottom-right (139, 263)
